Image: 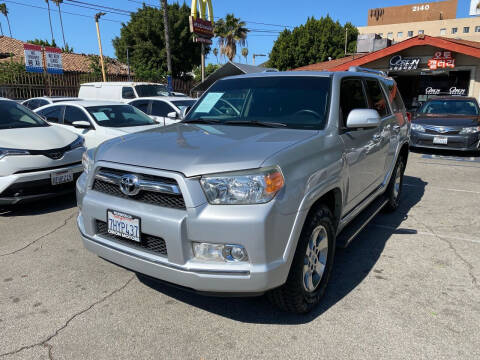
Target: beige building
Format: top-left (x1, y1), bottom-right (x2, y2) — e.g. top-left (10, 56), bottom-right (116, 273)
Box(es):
top-left (359, 17), bottom-right (480, 43)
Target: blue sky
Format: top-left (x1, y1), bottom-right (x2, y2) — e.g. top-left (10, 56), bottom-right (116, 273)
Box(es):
top-left (0, 0), bottom-right (475, 65)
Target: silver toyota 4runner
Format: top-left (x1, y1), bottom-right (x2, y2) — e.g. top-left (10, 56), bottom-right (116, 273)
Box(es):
top-left (77, 68), bottom-right (410, 313)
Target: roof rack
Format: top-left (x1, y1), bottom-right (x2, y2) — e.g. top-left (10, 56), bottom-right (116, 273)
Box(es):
top-left (348, 66), bottom-right (387, 77)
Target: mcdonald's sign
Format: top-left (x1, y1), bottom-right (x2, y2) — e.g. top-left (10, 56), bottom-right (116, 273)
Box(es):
top-left (190, 0), bottom-right (214, 38)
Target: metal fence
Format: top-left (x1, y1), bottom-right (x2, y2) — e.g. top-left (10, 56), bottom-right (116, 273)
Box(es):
top-left (0, 72), bottom-right (195, 100)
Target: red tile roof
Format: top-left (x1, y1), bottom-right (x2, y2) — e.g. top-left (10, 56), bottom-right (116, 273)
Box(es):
top-left (0, 36), bottom-right (129, 75)
top-left (295, 54), bottom-right (368, 71)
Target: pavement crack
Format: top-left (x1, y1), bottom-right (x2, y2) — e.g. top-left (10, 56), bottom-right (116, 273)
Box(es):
top-left (0, 212), bottom-right (76, 257)
top-left (0, 276), bottom-right (135, 358)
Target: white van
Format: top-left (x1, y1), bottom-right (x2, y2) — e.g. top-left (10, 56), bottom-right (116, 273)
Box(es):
top-left (78, 82), bottom-right (187, 102)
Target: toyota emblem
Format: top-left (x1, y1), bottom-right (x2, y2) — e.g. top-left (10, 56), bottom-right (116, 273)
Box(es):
top-left (119, 174), bottom-right (140, 196)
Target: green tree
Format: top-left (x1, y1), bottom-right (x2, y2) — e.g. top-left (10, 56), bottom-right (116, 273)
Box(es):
top-left (214, 14), bottom-right (249, 62)
top-left (0, 3), bottom-right (12, 37)
top-left (268, 16), bottom-right (358, 71)
top-left (27, 38), bottom-right (57, 47)
top-left (113, 4), bottom-right (203, 79)
top-left (193, 63), bottom-right (220, 80)
top-left (213, 48), bottom-right (219, 63)
top-left (241, 47), bottom-right (248, 64)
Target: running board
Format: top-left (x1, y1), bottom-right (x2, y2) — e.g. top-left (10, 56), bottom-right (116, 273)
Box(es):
top-left (336, 196), bottom-right (389, 248)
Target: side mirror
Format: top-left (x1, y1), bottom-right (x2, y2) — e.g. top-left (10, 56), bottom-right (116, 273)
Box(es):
top-left (346, 109), bottom-right (381, 129)
top-left (167, 111), bottom-right (178, 119)
top-left (72, 120), bottom-right (91, 129)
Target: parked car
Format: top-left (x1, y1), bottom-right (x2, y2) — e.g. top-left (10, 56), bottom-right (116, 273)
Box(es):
top-left (78, 82), bottom-right (187, 103)
top-left (35, 101), bottom-right (161, 149)
top-left (22, 96), bottom-right (82, 110)
top-left (127, 97), bottom-right (196, 126)
top-left (410, 96), bottom-right (480, 151)
top-left (0, 98), bottom-right (85, 205)
top-left (76, 69), bottom-right (410, 313)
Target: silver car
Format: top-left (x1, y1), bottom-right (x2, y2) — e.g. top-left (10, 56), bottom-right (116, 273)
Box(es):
top-left (77, 68), bottom-right (410, 313)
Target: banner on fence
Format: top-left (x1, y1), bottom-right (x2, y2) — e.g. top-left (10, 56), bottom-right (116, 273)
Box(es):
top-left (23, 44), bottom-right (44, 73)
top-left (45, 47), bottom-right (63, 74)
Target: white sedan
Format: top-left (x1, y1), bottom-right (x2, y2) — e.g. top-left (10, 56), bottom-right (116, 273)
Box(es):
top-left (127, 97), bottom-right (196, 126)
top-left (35, 101), bottom-right (162, 149)
top-left (0, 99), bottom-right (85, 205)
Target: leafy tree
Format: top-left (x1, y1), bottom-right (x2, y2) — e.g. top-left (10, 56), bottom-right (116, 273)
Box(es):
top-left (113, 4), bottom-right (204, 79)
top-left (193, 63), bottom-right (220, 80)
top-left (213, 48), bottom-right (219, 63)
top-left (27, 38), bottom-right (58, 47)
top-left (0, 3), bottom-right (12, 37)
top-left (241, 48), bottom-right (248, 63)
top-left (214, 14), bottom-right (249, 62)
top-left (268, 16), bottom-right (358, 70)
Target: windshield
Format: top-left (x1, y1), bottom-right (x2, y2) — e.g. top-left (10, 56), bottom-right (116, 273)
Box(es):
top-left (86, 105), bottom-right (156, 128)
top-left (185, 76), bottom-right (331, 130)
top-left (418, 99), bottom-right (479, 116)
top-left (135, 85), bottom-right (169, 97)
top-left (0, 101), bottom-right (49, 130)
top-left (172, 100), bottom-right (196, 111)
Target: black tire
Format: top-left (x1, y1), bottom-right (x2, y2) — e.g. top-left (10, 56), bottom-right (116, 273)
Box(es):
top-left (384, 156), bottom-right (406, 212)
top-left (268, 205), bottom-right (336, 313)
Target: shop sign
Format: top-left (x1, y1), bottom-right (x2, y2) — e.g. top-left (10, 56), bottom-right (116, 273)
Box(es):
top-left (45, 47), bottom-right (63, 74)
top-left (425, 87), bottom-right (441, 95)
top-left (190, 0), bottom-right (214, 42)
top-left (389, 55), bottom-right (421, 71)
top-left (189, 16), bottom-right (214, 38)
top-left (23, 44), bottom-right (43, 73)
top-left (449, 87), bottom-right (466, 95)
top-left (428, 51), bottom-right (455, 70)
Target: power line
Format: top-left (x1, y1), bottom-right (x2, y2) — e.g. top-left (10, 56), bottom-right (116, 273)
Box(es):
top-left (62, 0), bottom-right (130, 17)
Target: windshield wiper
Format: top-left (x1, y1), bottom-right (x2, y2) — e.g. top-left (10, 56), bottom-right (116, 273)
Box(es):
top-left (182, 118), bottom-right (222, 124)
top-left (223, 120), bottom-right (287, 128)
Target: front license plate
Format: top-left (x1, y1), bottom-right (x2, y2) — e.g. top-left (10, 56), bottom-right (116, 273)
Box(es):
top-left (51, 171), bottom-right (73, 186)
top-left (433, 136), bottom-right (448, 145)
top-left (107, 210), bottom-right (141, 242)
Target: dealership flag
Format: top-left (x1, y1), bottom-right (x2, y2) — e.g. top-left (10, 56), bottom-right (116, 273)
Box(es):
top-left (470, 0), bottom-right (480, 16)
top-left (45, 47), bottom-right (63, 74)
top-left (23, 43), bottom-right (43, 73)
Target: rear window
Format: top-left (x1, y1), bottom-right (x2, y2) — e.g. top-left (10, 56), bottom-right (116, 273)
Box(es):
top-left (135, 85), bottom-right (170, 97)
top-left (418, 100), bottom-right (479, 116)
top-left (0, 101), bottom-right (49, 129)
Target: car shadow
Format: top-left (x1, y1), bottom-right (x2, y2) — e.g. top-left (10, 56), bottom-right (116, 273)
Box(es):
top-left (0, 193), bottom-right (77, 217)
top-left (411, 147), bottom-right (480, 159)
top-left (137, 175), bottom-right (426, 324)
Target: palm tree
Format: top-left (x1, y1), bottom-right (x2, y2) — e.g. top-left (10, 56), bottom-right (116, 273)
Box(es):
top-left (0, 21), bottom-right (3, 36)
top-left (45, 0), bottom-right (54, 44)
top-left (213, 48), bottom-right (219, 64)
top-left (214, 14), bottom-right (249, 62)
top-left (241, 48), bottom-right (248, 64)
top-left (53, 0), bottom-right (66, 48)
top-left (0, 3), bottom-right (12, 37)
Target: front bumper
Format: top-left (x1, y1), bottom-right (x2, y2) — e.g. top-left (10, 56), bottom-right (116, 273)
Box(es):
top-left (76, 163), bottom-right (301, 294)
top-left (410, 131), bottom-right (480, 151)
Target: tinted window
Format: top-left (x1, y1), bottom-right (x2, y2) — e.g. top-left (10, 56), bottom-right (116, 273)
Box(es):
top-left (385, 79), bottom-right (406, 113)
top-left (171, 100), bottom-right (196, 111)
top-left (135, 85), bottom-right (170, 97)
top-left (37, 106), bottom-right (63, 123)
top-left (418, 100), bottom-right (479, 116)
top-left (365, 79), bottom-right (390, 117)
top-left (186, 76), bottom-right (331, 130)
top-left (85, 105), bottom-right (156, 128)
top-left (64, 106), bottom-right (90, 126)
top-left (340, 79), bottom-right (368, 126)
top-left (122, 87), bottom-right (136, 99)
top-left (129, 100), bottom-right (150, 114)
top-left (151, 101), bottom-right (174, 117)
top-left (0, 101), bottom-right (49, 129)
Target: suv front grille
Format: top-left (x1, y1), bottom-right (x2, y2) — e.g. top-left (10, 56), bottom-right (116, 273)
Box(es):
top-left (96, 220), bottom-right (168, 257)
top-left (92, 167), bottom-right (186, 210)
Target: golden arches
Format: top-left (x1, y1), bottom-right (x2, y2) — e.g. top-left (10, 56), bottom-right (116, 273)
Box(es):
top-left (191, 0), bottom-right (214, 23)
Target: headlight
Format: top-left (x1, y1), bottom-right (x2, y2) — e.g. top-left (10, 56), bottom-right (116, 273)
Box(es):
top-left (459, 126), bottom-right (480, 135)
top-left (411, 123), bottom-right (425, 132)
top-left (0, 147), bottom-right (30, 160)
top-left (82, 149), bottom-right (94, 175)
top-left (70, 136), bottom-right (85, 150)
top-left (200, 166), bottom-right (285, 205)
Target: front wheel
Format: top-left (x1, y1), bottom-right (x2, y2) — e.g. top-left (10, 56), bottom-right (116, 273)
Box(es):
top-left (268, 205), bottom-right (335, 313)
top-left (384, 157), bottom-right (406, 212)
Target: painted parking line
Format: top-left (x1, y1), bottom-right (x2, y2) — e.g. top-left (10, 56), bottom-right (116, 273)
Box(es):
top-left (370, 223), bottom-right (480, 245)
top-left (404, 183), bottom-right (480, 195)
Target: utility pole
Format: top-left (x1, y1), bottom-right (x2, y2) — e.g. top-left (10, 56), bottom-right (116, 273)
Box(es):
top-left (94, 12), bottom-right (106, 82)
top-left (252, 54), bottom-right (266, 66)
top-left (345, 28), bottom-right (348, 56)
top-left (161, 0), bottom-right (172, 75)
top-left (201, 43), bottom-right (205, 82)
top-left (126, 47), bottom-right (131, 81)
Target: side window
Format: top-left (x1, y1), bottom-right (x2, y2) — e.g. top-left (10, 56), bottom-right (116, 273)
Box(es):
top-left (37, 106), bottom-right (62, 123)
top-left (130, 100), bottom-right (150, 114)
top-left (37, 99), bottom-right (49, 108)
top-left (151, 101), bottom-right (175, 117)
top-left (64, 106), bottom-right (90, 126)
top-left (122, 87), bottom-right (135, 99)
top-left (385, 80), bottom-right (406, 113)
top-left (23, 100), bottom-right (33, 109)
top-left (340, 79), bottom-right (368, 126)
top-left (365, 79), bottom-right (391, 117)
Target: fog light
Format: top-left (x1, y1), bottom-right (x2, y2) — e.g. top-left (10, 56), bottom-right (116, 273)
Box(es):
top-left (192, 243), bottom-right (248, 262)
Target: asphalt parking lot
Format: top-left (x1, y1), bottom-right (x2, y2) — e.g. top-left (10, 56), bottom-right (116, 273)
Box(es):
top-left (1, 150), bottom-right (480, 360)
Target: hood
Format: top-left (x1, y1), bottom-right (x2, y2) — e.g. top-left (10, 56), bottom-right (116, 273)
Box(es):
top-left (95, 123), bottom-right (317, 177)
top-left (0, 125), bottom-right (78, 150)
top-left (414, 114), bottom-right (480, 128)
